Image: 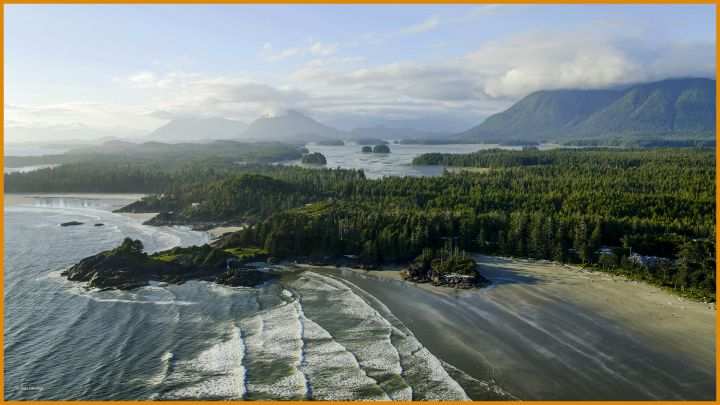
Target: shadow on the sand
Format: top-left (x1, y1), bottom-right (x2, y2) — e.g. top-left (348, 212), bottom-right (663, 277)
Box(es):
top-left (482, 270), bottom-right (542, 286)
top-left (477, 261), bottom-right (543, 286)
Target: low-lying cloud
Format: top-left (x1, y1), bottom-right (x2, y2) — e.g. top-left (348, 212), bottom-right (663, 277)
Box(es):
top-left (7, 18), bottom-right (715, 139)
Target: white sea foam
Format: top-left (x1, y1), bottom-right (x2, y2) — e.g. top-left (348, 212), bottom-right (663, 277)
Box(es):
top-left (66, 287), bottom-right (197, 306)
top-left (239, 301), bottom-right (308, 399)
top-left (296, 304), bottom-right (390, 400)
top-left (161, 326), bottom-right (246, 399)
top-left (144, 270), bottom-right (482, 400)
top-left (148, 351), bottom-right (175, 387)
top-left (306, 272), bottom-right (471, 400)
top-left (290, 272), bottom-right (413, 400)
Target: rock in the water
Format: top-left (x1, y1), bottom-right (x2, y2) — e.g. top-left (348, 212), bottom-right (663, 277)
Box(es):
top-left (60, 221), bottom-right (84, 227)
top-left (64, 238), bottom-right (271, 290)
top-left (94, 223), bottom-right (105, 227)
top-left (61, 238), bottom-right (170, 290)
top-left (301, 152), bottom-right (327, 165)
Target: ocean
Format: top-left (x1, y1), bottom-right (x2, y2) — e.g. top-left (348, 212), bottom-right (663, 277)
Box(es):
top-left (287, 142), bottom-right (569, 179)
top-left (5, 195), bottom-right (508, 400)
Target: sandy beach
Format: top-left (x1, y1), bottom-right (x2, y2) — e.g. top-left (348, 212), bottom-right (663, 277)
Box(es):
top-left (314, 255), bottom-right (715, 400)
top-left (4, 193), bottom-right (147, 207)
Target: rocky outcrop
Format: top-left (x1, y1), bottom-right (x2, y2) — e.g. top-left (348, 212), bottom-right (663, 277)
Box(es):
top-left (61, 248), bottom-right (169, 290)
top-left (401, 251), bottom-right (489, 289)
top-left (60, 221), bottom-right (84, 227)
top-left (216, 268), bottom-right (276, 287)
top-left (62, 238), bottom-right (277, 290)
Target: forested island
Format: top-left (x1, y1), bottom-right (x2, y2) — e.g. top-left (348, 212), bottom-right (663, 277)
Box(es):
top-left (7, 147), bottom-right (715, 299)
top-left (301, 152), bottom-right (328, 165)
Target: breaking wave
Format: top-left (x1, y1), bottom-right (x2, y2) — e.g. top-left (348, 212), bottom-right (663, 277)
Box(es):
top-left (152, 270), bottom-right (477, 400)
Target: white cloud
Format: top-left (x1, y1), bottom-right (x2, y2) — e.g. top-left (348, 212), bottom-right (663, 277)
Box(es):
top-left (262, 41), bottom-right (337, 61)
top-left (8, 17), bottom-right (715, 139)
top-left (309, 42), bottom-right (337, 56)
top-left (466, 31), bottom-right (715, 98)
top-left (128, 71), bottom-right (156, 86)
top-left (401, 16), bottom-right (439, 34)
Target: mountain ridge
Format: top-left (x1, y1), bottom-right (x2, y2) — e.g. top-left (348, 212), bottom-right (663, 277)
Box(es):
top-left (455, 78), bottom-right (715, 144)
top-left (241, 110), bottom-right (345, 143)
top-left (147, 117), bottom-right (247, 143)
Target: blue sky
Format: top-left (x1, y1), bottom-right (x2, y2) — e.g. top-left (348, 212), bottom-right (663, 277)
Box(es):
top-left (4, 5), bottom-right (716, 141)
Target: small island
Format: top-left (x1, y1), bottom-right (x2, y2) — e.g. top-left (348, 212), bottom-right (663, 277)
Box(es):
top-left (61, 238), bottom-right (275, 290)
top-left (361, 146), bottom-right (372, 153)
top-left (301, 152), bottom-right (328, 165)
top-left (402, 248), bottom-right (488, 288)
top-left (373, 144), bottom-right (391, 153)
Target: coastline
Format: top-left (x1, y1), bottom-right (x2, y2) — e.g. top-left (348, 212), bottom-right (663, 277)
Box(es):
top-left (312, 255), bottom-right (715, 400)
top-left (3, 192), bottom-right (148, 207)
top-left (7, 192), bottom-right (714, 400)
top-left (4, 193), bottom-right (241, 240)
top-left (207, 225), bottom-right (246, 239)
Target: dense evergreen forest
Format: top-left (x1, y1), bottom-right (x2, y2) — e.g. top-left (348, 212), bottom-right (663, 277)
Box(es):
top-left (139, 149), bottom-right (713, 299)
top-left (5, 141), bottom-right (303, 193)
top-left (5, 140), bottom-right (301, 168)
top-left (6, 147), bottom-right (715, 299)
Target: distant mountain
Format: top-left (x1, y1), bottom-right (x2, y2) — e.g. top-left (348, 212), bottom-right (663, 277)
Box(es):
top-left (241, 110), bottom-right (345, 144)
top-left (5, 124), bottom-right (142, 145)
top-left (455, 78), bottom-right (715, 144)
top-left (349, 126), bottom-right (448, 142)
top-left (147, 117), bottom-right (247, 143)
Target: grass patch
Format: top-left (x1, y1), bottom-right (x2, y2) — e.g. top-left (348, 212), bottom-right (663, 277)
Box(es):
top-left (223, 247), bottom-right (268, 259)
top-left (151, 254), bottom-right (178, 263)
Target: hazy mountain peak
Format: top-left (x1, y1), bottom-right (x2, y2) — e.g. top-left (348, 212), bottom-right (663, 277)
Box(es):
top-left (147, 117), bottom-right (247, 143)
top-left (242, 110), bottom-right (344, 143)
top-left (455, 77), bottom-right (715, 143)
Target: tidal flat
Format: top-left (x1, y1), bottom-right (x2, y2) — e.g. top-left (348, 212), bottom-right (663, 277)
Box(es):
top-left (318, 255), bottom-right (715, 400)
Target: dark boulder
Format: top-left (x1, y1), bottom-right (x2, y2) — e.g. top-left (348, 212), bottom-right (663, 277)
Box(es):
top-left (216, 268), bottom-right (277, 287)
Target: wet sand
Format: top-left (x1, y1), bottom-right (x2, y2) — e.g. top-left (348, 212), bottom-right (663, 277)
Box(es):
top-left (321, 255), bottom-right (715, 400)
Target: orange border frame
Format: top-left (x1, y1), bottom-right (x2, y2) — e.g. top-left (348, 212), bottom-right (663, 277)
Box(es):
top-left (0, 2), bottom-right (717, 404)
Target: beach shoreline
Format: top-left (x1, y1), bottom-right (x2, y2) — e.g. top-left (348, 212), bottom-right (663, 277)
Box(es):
top-left (3, 192), bottom-right (148, 207)
top-left (4, 193), bottom-right (244, 240)
top-left (306, 255), bottom-right (715, 400)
